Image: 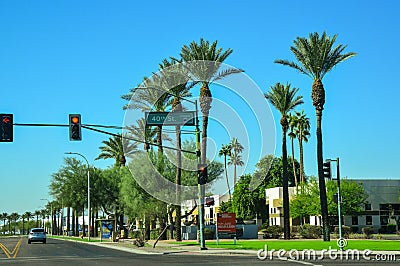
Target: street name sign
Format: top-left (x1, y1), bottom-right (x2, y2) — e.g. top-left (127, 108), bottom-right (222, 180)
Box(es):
top-left (145, 111), bottom-right (196, 126)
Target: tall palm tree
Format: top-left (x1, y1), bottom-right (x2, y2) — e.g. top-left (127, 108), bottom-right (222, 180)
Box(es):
top-left (265, 82), bottom-right (303, 239)
top-left (10, 212), bottom-right (19, 235)
top-left (228, 138), bottom-right (244, 189)
top-left (7, 214), bottom-right (12, 234)
top-left (1, 213), bottom-right (7, 235)
top-left (274, 32), bottom-right (356, 241)
top-left (218, 144), bottom-right (232, 201)
top-left (34, 210), bottom-right (41, 228)
top-left (24, 211), bottom-right (33, 234)
top-left (288, 113), bottom-right (298, 187)
top-left (178, 38), bottom-right (243, 164)
top-left (96, 134), bottom-right (137, 167)
top-left (293, 110), bottom-right (311, 184)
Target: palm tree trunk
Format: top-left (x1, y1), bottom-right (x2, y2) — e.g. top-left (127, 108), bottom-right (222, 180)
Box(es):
top-left (233, 156), bottom-right (237, 189)
top-left (316, 109), bottom-right (329, 241)
top-left (282, 127), bottom-right (290, 240)
top-left (175, 125), bottom-right (182, 242)
top-left (224, 155), bottom-right (232, 201)
top-left (291, 137), bottom-right (297, 187)
top-left (298, 137), bottom-right (304, 184)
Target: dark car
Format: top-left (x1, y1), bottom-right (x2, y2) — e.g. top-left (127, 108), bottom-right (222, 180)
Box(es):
top-left (28, 228), bottom-right (46, 244)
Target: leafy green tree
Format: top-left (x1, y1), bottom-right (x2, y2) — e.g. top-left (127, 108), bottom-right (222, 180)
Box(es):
top-left (229, 138), bottom-right (244, 189)
top-left (275, 32), bottom-right (356, 241)
top-left (177, 38), bottom-right (242, 164)
top-left (291, 178), bottom-right (368, 219)
top-left (265, 82), bottom-right (304, 239)
top-left (24, 211), bottom-right (33, 234)
top-left (225, 155), bottom-right (300, 222)
top-left (218, 143), bottom-right (232, 200)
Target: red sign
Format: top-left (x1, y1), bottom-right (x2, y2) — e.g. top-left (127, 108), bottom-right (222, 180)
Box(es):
top-left (217, 213), bottom-right (236, 233)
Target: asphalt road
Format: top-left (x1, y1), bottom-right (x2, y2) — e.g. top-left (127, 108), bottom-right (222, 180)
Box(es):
top-left (0, 237), bottom-right (397, 265)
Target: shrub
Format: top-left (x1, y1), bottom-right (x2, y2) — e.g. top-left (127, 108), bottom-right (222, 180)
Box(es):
top-left (150, 229), bottom-right (159, 240)
top-left (291, 226), bottom-right (301, 239)
top-left (265, 225), bottom-right (283, 239)
top-left (204, 228), bottom-right (215, 240)
top-left (348, 233), bottom-right (364, 239)
top-left (362, 227), bottom-right (374, 239)
top-left (300, 224), bottom-right (322, 239)
top-left (386, 224), bottom-right (397, 234)
top-left (334, 226), bottom-right (351, 238)
top-left (129, 230), bottom-right (142, 239)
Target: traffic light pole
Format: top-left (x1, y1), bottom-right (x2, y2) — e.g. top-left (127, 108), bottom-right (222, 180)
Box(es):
top-left (336, 158), bottom-right (343, 250)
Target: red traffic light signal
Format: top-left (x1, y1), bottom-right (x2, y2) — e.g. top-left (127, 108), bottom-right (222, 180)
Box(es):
top-left (197, 164), bottom-right (208, 185)
top-left (0, 114), bottom-right (13, 142)
top-left (69, 114), bottom-right (82, 141)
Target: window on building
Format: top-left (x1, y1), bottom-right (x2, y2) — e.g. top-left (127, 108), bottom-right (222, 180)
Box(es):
top-left (380, 216), bottom-right (388, 226)
top-left (366, 216), bottom-right (372, 225)
top-left (352, 216), bottom-right (358, 225)
top-left (365, 203), bottom-right (372, 211)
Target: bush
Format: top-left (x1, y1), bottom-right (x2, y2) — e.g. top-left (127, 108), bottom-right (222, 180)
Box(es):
top-left (300, 224), bottom-right (322, 239)
top-left (348, 233), bottom-right (364, 239)
top-left (334, 226), bottom-right (351, 238)
top-left (264, 225), bottom-right (283, 239)
top-left (387, 224), bottom-right (397, 234)
top-left (204, 228), bottom-right (215, 240)
top-left (150, 229), bottom-right (159, 240)
top-left (129, 230), bottom-right (142, 239)
top-left (291, 226), bottom-right (301, 239)
top-left (362, 227), bottom-right (374, 239)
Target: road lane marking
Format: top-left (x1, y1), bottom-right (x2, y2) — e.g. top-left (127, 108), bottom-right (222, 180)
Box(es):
top-left (0, 242), bottom-right (11, 258)
top-left (0, 238), bottom-right (23, 259)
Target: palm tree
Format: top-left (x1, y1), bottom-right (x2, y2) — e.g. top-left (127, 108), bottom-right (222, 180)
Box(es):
top-left (7, 214), bottom-right (12, 234)
top-left (24, 211), bottom-right (33, 234)
top-left (158, 59), bottom-right (193, 242)
top-left (293, 111), bottom-right (311, 185)
top-left (265, 82), bottom-right (303, 239)
top-left (96, 134), bottom-right (137, 167)
top-left (228, 138), bottom-right (244, 189)
top-left (288, 113), bottom-right (298, 187)
top-left (218, 144), bottom-right (232, 201)
top-left (178, 38), bottom-right (243, 164)
top-left (34, 210), bottom-right (41, 228)
top-left (274, 32), bottom-right (356, 241)
top-left (10, 212), bottom-right (19, 235)
top-left (1, 213), bottom-right (7, 235)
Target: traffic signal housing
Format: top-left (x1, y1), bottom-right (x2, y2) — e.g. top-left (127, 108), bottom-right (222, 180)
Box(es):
top-left (69, 114), bottom-right (82, 141)
top-left (197, 164), bottom-right (208, 185)
top-left (0, 114), bottom-right (13, 142)
top-left (205, 197), bottom-right (214, 206)
top-left (323, 160), bottom-right (331, 179)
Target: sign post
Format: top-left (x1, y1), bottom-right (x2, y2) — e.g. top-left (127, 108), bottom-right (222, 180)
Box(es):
top-left (217, 213), bottom-right (236, 243)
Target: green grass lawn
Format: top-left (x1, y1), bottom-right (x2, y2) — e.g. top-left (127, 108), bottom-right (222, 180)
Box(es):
top-left (169, 239), bottom-right (400, 251)
top-left (49, 235), bottom-right (104, 243)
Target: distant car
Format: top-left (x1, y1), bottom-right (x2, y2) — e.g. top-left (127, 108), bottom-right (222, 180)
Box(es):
top-left (28, 228), bottom-right (46, 244)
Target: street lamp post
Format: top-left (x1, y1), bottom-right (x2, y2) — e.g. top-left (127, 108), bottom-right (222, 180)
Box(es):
top-left (65, 152), bottom-right (90, 241)
top-left (329, 157), bottom-right (343, 250)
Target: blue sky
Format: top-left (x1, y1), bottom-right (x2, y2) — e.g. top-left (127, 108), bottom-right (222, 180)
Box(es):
top-left (1, 0), bottom-right (399, 214)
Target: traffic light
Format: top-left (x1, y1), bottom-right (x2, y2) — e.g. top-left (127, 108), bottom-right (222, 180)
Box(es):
top-left (69, 114), bottom-right (82, 141)
top-left (323, 160), bottom-right (331, 179)
top-left (205, 197), bottom-right (214, 206)
top-left (0, 114), bottom-right (13, 142)
top-left (197, 164), bottom-right (208, 185)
